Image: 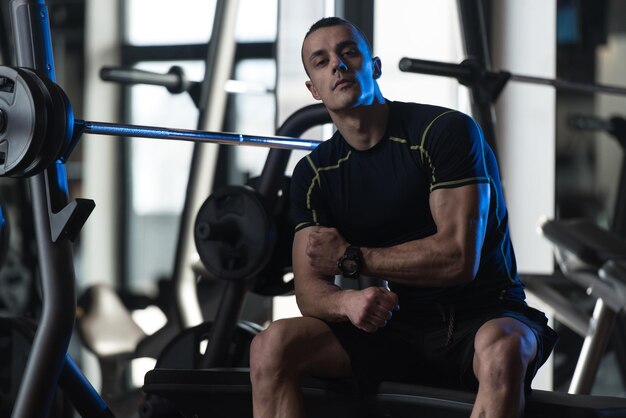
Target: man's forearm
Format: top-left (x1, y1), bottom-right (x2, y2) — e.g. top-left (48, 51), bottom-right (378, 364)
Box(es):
top-left (361, 234), bottom-right (475, 287)
top-left (295, 277), bottom-right (352, 322)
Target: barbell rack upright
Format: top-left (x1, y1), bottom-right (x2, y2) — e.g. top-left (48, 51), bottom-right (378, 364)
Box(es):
top-left (9, 1), bottom-right (98, 418)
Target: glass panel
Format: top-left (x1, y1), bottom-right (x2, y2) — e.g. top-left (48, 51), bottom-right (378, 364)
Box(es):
top-left (126, 61), bottom-right (202, 294)
top-left (374, 0), bottom-right (468, 112)
top-left (235, 0), bottom-right (278, 42)
top-left (126, 0), bottom-right (216, 45)
top-left (231, 59), bottom-right (276, 179)
top-left (126, 0), bottom-right (278, 45)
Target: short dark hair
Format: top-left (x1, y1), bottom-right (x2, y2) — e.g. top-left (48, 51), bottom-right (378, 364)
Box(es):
top-left (304, 17), bottom-right (372, 53)
top-left (301, 17), bottom-right (373, 75)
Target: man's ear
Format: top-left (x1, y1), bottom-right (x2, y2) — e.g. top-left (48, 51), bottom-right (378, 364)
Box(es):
top-left (305, 80), bottom-right (322, 100)
top-left (372, 56), bottom-right (382, 79)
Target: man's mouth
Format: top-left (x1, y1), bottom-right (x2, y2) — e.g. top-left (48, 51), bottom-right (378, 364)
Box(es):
top-left (334, 79), bottom-right (353, 89)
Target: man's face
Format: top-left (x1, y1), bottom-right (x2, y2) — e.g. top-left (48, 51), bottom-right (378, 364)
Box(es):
top-left (302, 24), bottom-right (381, 112)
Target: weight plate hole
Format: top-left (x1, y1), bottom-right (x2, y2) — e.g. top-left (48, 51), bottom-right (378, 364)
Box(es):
top-left (0, 78), bottom-right (14, 93)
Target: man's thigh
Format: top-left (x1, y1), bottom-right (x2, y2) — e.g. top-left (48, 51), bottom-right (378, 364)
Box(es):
top-left (426, 304), bottom-right (556, 392)
top-left (260, 316), bottom-right (353, 379)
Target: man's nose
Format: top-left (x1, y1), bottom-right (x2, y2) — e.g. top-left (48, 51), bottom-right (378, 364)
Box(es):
top-left (333, 56), bottom-right (348, 73)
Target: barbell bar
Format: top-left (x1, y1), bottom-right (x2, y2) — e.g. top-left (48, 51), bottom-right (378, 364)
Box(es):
top-left (399, 57), bottom-right (626, 98)
top-left (0, 65), bottom-right (323, 178)
top-left (74, 120), bottom-right (323, 151)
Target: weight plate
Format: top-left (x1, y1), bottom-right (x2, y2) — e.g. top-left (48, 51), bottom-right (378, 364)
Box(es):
top-left (194, 185), bottom-right (275, 282)
top-left (17, 68), bottom-right (65, 176)
top-left (247, 175), bottom-right (296, 296)
top-left (52, 81), bottom-right (75, 162)
top-left (0, 66), bottom-right (47, 177)
top-left (12, 68), bottom-right (50, 176)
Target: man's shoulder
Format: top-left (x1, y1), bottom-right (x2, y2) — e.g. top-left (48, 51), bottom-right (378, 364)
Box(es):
top-left (388, 100), bottom-right (466, 122)
top-left (293, 131), bottom-right (344, 176)
top-left (386, 100), bottom-right (472, 144)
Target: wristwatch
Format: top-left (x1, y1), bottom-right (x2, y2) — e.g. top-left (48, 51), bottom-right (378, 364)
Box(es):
top-left (337, 245), bottom-right (363, 279)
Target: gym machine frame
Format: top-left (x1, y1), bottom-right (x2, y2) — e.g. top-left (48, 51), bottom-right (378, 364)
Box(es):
top-left (9, 1), bottom-right (96, 417)
top-left (3, 1), bottom-right (325, 417)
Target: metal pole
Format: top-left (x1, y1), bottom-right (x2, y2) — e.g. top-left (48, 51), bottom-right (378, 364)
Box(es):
top-left (76, 120), bottom-right (322, 151)
top-left (10, 1), bottom-right (78, 417)
top-left (569, 298), bottom-right (616, 394)
top-left (172, 0), bottom-right (240, 329)
top-left (456, 0), bottom-right (499, 156)
top-left (399, 57), bottom-right (626, 98)
top-left (511, 73), bottom-right (626, 96)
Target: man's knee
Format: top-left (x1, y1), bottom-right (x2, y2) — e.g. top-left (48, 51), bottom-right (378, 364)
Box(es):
top-left (473, 318), bottom-right (537, 387)
top-left (250, 319), bottom-right (296, 379)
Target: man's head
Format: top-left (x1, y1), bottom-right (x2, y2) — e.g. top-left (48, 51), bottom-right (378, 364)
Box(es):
top-left (301, 17), bottom-right (373, 75)
top-left (301, 17), bottom-right (382, 112)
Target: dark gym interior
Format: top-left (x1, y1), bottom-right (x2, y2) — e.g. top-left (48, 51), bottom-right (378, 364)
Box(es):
top-left (2, 0), bottom-right (626, 417)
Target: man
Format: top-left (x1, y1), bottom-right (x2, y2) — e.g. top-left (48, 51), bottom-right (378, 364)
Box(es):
top-left (250, 17), bottom-right (557, 418)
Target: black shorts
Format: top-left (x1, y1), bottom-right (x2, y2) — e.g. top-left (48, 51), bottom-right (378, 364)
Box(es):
top-left (324, 299), bottom-right (558, 395)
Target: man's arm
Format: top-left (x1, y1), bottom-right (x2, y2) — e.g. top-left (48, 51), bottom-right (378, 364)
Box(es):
top-left (293, 227), bottom-right (398, 332)
top-left (363, 183), bottom-right (489, 286)
top-left (303, 183), bottom-right (490, 288)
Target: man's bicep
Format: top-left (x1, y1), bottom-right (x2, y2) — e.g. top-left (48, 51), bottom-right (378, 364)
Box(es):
top-left (429, 183), bottom-right (490, 272)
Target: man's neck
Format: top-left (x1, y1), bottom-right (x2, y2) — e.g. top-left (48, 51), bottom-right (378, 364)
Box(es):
top-left (331, 100), bottom-right (389, 151)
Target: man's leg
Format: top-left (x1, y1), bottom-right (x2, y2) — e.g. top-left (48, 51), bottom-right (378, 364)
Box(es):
top-left (249, 317), bottom-right (353, 418)
top-left (471, 317), bottom-right (538, 418)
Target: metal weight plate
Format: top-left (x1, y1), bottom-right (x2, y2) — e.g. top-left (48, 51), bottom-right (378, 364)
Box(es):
top-left (0, 66), bottom-right (48, 177)
top-left (12, 68), bottom-right (50, 176)
top-left (247, 175), bottom-right (296, 296)
top-left (19, 69), bottom-right (68, 174)
top-left (194, 185), bottom-right (275, 283)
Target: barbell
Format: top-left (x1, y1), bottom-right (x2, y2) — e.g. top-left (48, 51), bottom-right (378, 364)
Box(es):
top-left (0, 64), bottom-right (322, 289)
top-left (399, 57), bottom-right (626, 99)
top-left (0, 65), bottom-right (322, 179)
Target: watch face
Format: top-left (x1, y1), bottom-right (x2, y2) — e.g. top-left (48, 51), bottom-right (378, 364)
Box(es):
top-left (341, 258), bottom-right (359, 274)
top-left (338, 246), bottom-right (362, 278)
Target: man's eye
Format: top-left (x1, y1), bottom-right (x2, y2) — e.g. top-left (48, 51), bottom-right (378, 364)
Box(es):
top-left (315, 59), bottom-right (327, 67)
top-left (343, 49), bottom-right (357, 56)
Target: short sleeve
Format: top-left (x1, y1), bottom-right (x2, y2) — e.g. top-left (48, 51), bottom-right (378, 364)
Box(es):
top-left (421, 111), bottom-right (491, 191)
top-left (290, 154), bottom-right (330, 232)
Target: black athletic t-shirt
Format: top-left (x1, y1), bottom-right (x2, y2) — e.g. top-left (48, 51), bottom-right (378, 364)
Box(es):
top-left (290, 100), bottom-right (525, 307)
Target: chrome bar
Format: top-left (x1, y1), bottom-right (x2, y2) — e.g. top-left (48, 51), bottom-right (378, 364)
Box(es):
top-left (569, 298), bottom-right (617, 395)
top-left (76, 119), bottom-right (323, 151)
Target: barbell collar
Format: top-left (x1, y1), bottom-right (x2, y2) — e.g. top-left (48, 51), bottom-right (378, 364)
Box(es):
top-left (74, 119), bottom-right (323, 151)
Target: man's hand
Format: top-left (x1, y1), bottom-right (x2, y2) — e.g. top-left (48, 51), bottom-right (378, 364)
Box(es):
top-left (305, 227), bottom-right (349, 275)
top-left (343, 287), bottom-right (399, 333)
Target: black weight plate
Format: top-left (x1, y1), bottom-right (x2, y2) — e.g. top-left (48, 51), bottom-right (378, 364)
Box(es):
top-left (17, 68), bottom-right (63, 176)
top-left (154, 320), bottom-right (261, 369)
top-left (51, 81), bottom-right (74, 162)
top-left (194, 185), bottom-right (275, 282)
top-left (20, 69), bottom-right (68, 173)
top-left (0, 66), bottom-right (47, 177)
top-left (247, 175), bottom-right (295, 296)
